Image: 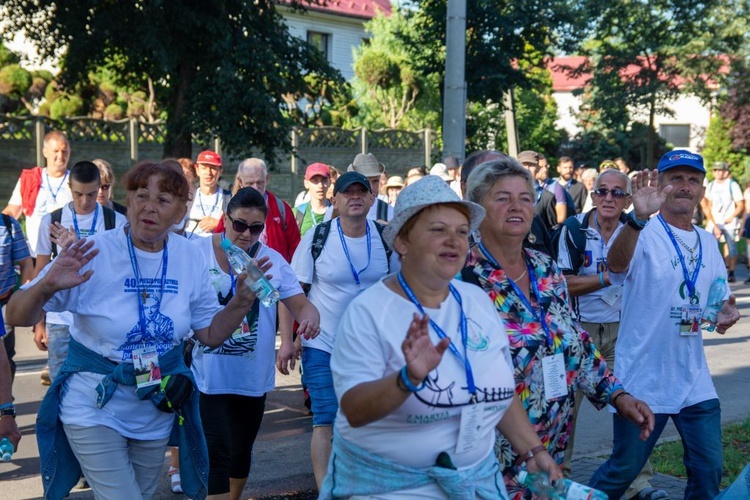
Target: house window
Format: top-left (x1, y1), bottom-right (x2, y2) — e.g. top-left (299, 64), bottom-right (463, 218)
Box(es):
top-left (307, 31), bottom-right (330, 60)
top-left (659, 124), bottom-right (691, 148)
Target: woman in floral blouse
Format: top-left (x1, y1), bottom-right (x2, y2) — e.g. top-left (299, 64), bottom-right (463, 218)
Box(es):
top-left (461, 157), bottom-right (654, 499)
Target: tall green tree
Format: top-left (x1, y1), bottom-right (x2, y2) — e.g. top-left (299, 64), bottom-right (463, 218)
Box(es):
top-left (575, 0), bottom-right (747, 167)
top-left (350, 11), bottom-right (440, 130)
top-left (2, 1), bottom-right (342, 160)
top-left (702, 113), bottom-right (745, 180)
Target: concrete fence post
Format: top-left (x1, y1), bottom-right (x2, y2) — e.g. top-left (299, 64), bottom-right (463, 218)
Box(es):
top-left (35, 117), bottom-right (45, 167)
top-left (129, 119), bottom-right (139, 165)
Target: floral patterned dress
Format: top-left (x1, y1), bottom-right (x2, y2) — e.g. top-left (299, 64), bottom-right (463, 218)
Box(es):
top-left (464, 246), bottom-right (622, 499)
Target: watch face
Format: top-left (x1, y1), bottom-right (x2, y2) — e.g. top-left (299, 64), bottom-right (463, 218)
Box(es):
top-left (0, 408), bottom-right (15, 417)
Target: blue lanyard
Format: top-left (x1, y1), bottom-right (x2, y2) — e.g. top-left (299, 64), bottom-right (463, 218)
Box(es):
top-left (657, 215), bottom-right (702, 302)
top-left (397, 272), bottom-right (476, 398)
top-left (198, 190), bottom-right (221, 216)
top-left (337, 219), bottom-right (371, 289)
top-left (478, 241), bottom-right (554, 345)
top-left (593, 211), bottom-right (607, 269)
top-left (126, 228), bottom-right (169, 337)
top-left (224, 235), bottom-right (261, 296)
top-left (71, 204), bottom-right (99, 238)
top-left (45, 171), bottom-right (68, 204)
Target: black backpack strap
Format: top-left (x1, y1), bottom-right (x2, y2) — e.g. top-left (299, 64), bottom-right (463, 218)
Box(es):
top-left (50, 207), bottom-right (63, 259)
top-left (311, 220), bottom-right (332, 263)
top-left (1, 214), bottom-right (11, 236)
top-left (376, 199), bottom-right (389, 221)
top-left (373, 221), bottom-right (393, 272)
top-left (102, 206), bottom-right (117, 230)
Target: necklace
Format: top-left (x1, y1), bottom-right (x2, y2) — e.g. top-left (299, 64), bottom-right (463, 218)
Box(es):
top-left (672, 230), bottom-right (699, 255)
top-left (139, 259), bottom-right (164, 302)
top-left (511, 268), bottom-right (527, 282)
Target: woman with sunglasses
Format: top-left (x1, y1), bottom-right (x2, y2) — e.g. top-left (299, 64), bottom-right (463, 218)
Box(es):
top-left (190, 187), bottom-right (319, 500)
top-left (92, 158), bottom-right (127, 215)
top-left (461, 158), bottom-right (653, 499)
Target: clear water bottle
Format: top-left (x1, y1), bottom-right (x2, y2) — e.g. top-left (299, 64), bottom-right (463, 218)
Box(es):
top-left (220, 239), bottom-right (280, 307)
top-left (517, 470), bottom-right (608, 500)
top-left (702, 276), bottom-right (727, 332)
top-left (0, 437), bottom-right (14, 462)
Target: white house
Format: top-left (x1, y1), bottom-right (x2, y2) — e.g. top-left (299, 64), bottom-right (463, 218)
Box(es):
top-left (548, 55), bottom-right (714, 151)
top-left (279, 0), bottom-right (392, 81)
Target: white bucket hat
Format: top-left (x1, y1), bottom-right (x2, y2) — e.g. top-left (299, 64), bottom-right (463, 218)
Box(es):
top-left (383, 175), bottom-right (485, 249)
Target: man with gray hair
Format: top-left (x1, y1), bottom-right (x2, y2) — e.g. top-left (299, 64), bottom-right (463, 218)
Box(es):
top-left (556, 169), bottom-right (667, 499)
top-left (232, 157), bottom-right (300, 262)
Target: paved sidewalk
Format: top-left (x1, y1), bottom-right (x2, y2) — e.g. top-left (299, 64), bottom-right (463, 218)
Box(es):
top-left (571, 457), bottom-right (686, 498)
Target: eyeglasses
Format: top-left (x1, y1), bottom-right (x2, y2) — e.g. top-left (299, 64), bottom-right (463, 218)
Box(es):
top-left (227, 214), bottom-right (264, 235)
top-left (592, 187), bottom-right (628, 199)
top-left (100, 184), bottom-right (111, 190)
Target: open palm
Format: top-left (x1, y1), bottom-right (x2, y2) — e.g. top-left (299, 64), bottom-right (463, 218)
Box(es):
top-left (44, 239), bottom-right (99, 291)
top-left (401, 313), bottom-right (450, 381)
top-left (630, 169), bottom-right (671, 217)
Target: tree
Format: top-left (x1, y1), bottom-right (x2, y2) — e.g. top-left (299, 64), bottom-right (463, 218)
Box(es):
top-left (2, 1), bottom-right (343, 160)
top-left (702, 113), bottom-right (746, 180)
top-left (349, 11), bottom-right (440, 130)
top-left (573, 0), bottom-right (748, 167)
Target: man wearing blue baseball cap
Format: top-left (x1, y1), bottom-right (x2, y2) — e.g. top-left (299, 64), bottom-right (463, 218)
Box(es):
top-left (589, 150), bottom-right (741, 498)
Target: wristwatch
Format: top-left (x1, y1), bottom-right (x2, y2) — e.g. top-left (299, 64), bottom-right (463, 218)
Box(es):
top-left (627, 211), bottom-right (649, 231)
top-left (0, 406), bottom-right (16, 418)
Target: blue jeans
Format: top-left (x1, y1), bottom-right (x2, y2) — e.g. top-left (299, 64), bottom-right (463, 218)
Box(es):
top-left (301, 347), bottom-right (337, 426)
top-left (590, 398), bottom-right (722, 500)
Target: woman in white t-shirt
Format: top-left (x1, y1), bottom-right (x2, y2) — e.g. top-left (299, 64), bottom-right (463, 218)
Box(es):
top-left (321, 176), bottom-right (560, 499)
top-left (191, 187), bottom-right (319, 499)
top-left (6, 160), bottom-right (265, 500)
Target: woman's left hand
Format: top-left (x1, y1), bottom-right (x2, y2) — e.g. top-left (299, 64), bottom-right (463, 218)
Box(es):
top-left (50, 222), bottom-right (78, 250)
top-left (401, 313), bottom-right (450, 381)
top-left (525, 450), bottom-right (562, 481)
top-left (614, 392), bottom-right (655, 441)
top-left (296, 318), bottom-right (321, 340)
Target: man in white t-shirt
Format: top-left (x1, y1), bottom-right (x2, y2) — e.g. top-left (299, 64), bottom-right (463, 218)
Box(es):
top-left (291, 171), bottom-right (398, 489)
top-left (33, 161), bottom-right (127, 380)
top-left (704, 161), bottom-right (744, 283)
top-left (590, 151), bottom-right (741, 499)
top-left (2, 130), bottom-right (73, 258)
top-left (185, 150), bottom-right (231, 239)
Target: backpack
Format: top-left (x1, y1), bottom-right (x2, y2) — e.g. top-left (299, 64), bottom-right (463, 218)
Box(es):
top-left (302, 219), bottom-right (392, 294)
top-left (294, 201), bottom-right (330, 230)
top-left (50, 206), bottom-right (117, 258)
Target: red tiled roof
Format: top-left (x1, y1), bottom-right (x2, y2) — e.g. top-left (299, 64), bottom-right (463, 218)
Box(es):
top-left (279, 0), bottom-right (392, 20)
top-left (548, 55), bottom-right (728, 92)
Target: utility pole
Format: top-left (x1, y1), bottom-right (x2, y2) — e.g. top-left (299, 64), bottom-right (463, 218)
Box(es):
top-left (442, 0), bottom-right (466, 163)
top-left (504, 89), bottom-right (520, 157)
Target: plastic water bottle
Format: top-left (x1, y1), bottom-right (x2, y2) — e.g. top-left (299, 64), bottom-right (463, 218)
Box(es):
top-left (0, 437), bottom-right (14, 462)
top-left (517, 470), bottom-right (608, 499)
top-left (702, 276), bottom-right (727, 332)
top-left (220, 239), bottom-right (279, 307)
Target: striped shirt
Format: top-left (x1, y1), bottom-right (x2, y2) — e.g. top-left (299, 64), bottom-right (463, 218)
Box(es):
top-left (0, 215), bottom-right (30, 297)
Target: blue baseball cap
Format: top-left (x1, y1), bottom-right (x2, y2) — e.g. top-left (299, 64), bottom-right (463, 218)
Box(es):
top-left (333, 171), bottom-right (371, 195)
top-left (657, 150), bottom-right (705, 174)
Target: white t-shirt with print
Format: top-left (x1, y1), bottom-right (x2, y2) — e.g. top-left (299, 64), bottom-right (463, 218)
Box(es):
top-left (706, 178), bottom-right (743, 233)
top-left (610, 220), bottom-right (728, 414)
top-left (185, 189), bottom-right (226, 238)
top-left (30, 228), bottom-right (222, 440)
top-left (190, 237), bottom-right (302, 396)
top-left (8, 168), bottom-right (73, 256)
top-left (556, 211), bottom-right (626, 323)
top-left (291, 219), bottom-right (400, 354)
top-left (37, 203), bottom-right (127, 325)
top-left (332, 279), bottom-right (514, 498)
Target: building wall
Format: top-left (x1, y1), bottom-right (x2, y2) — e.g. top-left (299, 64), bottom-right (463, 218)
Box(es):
top-left (282, 10), bottom-right (370, 81)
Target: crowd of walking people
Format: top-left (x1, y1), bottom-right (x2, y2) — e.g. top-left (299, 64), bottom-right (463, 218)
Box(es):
top-left (0, 130), bottom-right (743, 499)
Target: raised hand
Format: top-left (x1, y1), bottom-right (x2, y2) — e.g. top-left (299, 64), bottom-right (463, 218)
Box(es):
top-left (630, 169), bottom-right (672, 219)
top-left (43, 239), bottom-right (99, 292)
top-left (715, 295), bottom-right (741, 334)
top-left (401, 313), bottom-right (451, 382)
top-left (49, 222), bottom-right (78, 250)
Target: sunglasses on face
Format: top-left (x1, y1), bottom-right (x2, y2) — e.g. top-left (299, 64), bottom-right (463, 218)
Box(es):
top-left (227, 214), bottom-right (264, 235)
top-left (592, 187), bottom-right (628, 199)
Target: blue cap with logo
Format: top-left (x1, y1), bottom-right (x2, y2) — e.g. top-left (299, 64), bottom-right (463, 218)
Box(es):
top-left (656, 150), bottom-right (705, 174)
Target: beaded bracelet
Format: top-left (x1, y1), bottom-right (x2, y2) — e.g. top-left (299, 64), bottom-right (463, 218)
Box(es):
top-left (400, 366), bottom-right (426, 393)
top-left (611, 390), bottom-right (630, 408)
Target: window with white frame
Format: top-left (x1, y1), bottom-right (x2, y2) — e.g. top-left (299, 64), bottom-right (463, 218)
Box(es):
top-left (659, 124), bottom-right (691, 148)
top-left (307, 31), bottom-right (331, 60)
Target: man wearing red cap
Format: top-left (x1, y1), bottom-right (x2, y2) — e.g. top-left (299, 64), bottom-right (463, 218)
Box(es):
top-left (293, 163), bottom-right (331, 237)
top-left (186, 150), bottom-right (231, 238)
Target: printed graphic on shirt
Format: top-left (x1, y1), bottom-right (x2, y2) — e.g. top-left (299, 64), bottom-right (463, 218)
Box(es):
top-left (118, 277), bottom-right (180, 360)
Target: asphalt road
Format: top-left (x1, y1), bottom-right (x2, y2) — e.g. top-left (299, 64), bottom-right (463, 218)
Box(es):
top-left (1, 278), bottom-right (749, 499)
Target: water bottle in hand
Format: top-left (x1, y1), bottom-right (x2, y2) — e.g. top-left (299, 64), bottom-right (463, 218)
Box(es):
top-left (517, 470), bottom-right (608, 499)
top-left (0, 437), bottom-right (14, 462)
top-left (221, 239), bottom-right (280, 307)
top-left (702, 276), bottom-right (727, 332)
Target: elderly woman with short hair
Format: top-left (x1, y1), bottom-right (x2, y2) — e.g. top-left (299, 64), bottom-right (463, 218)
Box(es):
top-left (320, 175), bottom-right (560, 499)
top-left (462, 157), bottom-right (654, 499)
top-left (8, 159), bottom-right (266, 500)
